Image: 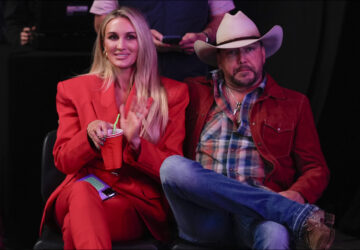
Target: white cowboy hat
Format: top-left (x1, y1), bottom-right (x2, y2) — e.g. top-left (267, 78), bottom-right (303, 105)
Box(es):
top-left (194, 11), bottom-right (283, 67)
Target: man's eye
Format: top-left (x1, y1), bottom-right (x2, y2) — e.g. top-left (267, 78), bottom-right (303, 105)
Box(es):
top-left (245, 46), bottom-right (256, 53)
top-left (248, 47), bottom-right (254, 52)
top-left (226, 50), bottom-right (237, 55)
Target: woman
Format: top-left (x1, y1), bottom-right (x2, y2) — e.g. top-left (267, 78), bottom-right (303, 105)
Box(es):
top-left (39, 7), bottom-right (189, 249)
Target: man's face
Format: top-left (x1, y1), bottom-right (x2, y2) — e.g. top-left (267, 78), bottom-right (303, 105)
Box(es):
top-left (217, 42), bottom-right (265, 90)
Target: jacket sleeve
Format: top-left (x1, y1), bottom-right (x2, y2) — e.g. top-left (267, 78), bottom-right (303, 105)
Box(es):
top-left (288, 96), bottom-right (330, 203)
top-left (53, 81), bottom-right (100, 175)
top-left (123, 83), bottom-right (189, 182)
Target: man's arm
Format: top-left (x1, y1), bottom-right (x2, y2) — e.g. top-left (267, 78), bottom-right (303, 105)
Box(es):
top-left (285, 96), bottom-right (330, 204)
top-left (179, 13), bottom-right (223, 54)
top-left (89, 0), bottom-right (118, 33)
top-left (94, 14), bottom-right (106, 33)
top-left (179, 0), bottom-right (235, 54)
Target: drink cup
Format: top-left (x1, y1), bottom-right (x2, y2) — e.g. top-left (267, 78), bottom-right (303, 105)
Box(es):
top-left (101, 128), bottom-right (123, 170)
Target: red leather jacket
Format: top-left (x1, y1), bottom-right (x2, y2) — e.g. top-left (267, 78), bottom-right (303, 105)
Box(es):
top-left (184, 74), bottom-right (329, 204)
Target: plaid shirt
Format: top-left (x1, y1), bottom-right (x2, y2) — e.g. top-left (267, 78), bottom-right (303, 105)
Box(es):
top-left (196, 72), bottom-right (266, 186)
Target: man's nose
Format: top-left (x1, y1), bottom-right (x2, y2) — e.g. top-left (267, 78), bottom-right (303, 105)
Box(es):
top-left (237, 49), bottom-right (247, 63)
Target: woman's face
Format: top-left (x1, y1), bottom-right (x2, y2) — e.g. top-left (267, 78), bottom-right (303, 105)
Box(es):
top-left (103, 17), bottom-right (139, 70)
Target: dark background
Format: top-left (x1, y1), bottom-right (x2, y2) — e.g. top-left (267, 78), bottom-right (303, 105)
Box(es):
top-left (1, 0), bottom-right (360, 248)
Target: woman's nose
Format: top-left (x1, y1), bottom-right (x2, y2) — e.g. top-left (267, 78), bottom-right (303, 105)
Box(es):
top-left (116, 38), bottom-right (125, 49)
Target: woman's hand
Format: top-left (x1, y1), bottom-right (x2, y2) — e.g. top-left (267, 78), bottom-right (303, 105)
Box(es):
top-left (87, 120), bottom-right (113, 150)
top-left (119, 98), bottom-right (152, 151)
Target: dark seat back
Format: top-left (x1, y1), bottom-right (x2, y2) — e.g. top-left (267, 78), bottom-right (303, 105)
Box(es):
top-left (40, 130), bottom-right (65, 201)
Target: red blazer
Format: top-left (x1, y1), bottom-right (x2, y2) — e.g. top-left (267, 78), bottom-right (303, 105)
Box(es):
top-left (184, 74), bottom-right (329, 204)
top-left (39, 74), bottom-right (189, 241)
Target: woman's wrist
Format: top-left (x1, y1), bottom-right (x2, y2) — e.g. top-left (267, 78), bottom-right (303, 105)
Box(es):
top-left (130, 137), bottom-right (141, 152)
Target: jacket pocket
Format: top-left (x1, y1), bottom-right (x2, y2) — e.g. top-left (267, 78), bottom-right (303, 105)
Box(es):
top-left (262, 120), bottom-right (294, 158)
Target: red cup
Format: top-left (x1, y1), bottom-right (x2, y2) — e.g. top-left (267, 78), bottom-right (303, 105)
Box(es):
top-left (101, 128), bottom-right (123, 170)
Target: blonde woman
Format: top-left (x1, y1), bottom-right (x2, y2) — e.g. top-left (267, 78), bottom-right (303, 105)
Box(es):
top-left (39, 7), bottom-right (188, 249)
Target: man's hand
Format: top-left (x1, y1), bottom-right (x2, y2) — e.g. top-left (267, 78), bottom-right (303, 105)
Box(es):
top-left (279, 190), bottom-right (305, 204)
top-left (151, 29), bottom-right (174, 52)
top-left (20, 26), bottom-right (36, 46)
top-left (179, 32), bottom-right (207, 54)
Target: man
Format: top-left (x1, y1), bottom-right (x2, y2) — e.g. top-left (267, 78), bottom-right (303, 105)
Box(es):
top-left (3, 0), bottom-right (38, 46)
top-left (160, 11), bottom-right (335, 250)
top-left (89, 0), bottom-right (234, 81)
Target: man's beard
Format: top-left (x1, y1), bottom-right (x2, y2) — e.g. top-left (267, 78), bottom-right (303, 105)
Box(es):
top-left (230, 66), bottom-right (260, 88)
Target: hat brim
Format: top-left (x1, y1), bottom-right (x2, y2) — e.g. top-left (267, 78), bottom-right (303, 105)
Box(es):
top-left (195, 25), bottom-right (283, 67)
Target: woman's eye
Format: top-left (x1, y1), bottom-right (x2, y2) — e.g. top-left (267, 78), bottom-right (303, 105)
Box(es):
top-left (126, 34), bottom-right (137, 40)
top-left (108, 34), bottom-right (118, 40)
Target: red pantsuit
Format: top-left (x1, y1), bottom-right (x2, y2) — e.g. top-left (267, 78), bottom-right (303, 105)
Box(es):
top-left (39, 74), bottom-right (189, 249)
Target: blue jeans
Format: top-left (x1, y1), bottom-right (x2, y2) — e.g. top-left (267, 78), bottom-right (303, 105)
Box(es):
top-left (160, 155), bottom-right (317, 249)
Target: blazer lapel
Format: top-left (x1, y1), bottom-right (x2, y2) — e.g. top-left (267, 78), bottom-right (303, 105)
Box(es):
top-left (91, 81), bottom-right (119, 124)
top-left (91, 80), bottom-right (137, 126)
top-left (124, 84), bottom-right (137, 118)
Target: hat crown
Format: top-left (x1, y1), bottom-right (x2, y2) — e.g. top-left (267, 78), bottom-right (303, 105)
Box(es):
top-left (216, 11), bottom-right (260, 45)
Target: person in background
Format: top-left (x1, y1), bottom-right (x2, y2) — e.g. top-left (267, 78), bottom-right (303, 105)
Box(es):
top-left (0, 216), bottom-right (3, 249)
top-left (160, 11), bottom-right (335, 250)
top-left (0, 0), bottom-right (5, 43)
top-left (38, 7), bottom-right (189, 249)
top-left (3, 0), bottom-right (38, 46)
top-left (89, 0), bottom-right (235, 81)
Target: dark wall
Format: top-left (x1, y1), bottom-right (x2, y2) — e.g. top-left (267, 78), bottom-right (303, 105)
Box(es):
top-left (316, 0), bottom-right (360, 236)
top-left (0, 46), bottom-right (92, 248)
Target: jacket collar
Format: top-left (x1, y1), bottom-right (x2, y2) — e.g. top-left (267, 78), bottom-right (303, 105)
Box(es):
top-left (261, 73), bottom-right (286, 100)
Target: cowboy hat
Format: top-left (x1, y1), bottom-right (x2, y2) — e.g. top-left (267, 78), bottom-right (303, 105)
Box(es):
top-left (194, 11), bottom-right (283, 67)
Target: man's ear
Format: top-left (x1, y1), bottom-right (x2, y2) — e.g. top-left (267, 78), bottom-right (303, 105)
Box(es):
top-left (261, 46), bottom-right (266, 64)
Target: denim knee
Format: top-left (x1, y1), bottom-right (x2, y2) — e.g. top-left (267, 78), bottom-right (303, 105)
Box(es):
top-left (160, 155), bottom-right (200, 188)
top-left (253, 221), bottom-right (290, 250)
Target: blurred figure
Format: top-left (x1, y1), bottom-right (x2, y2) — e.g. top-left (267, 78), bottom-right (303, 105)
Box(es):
top-left (90, 0), bottom-right (235, 81)
top-left (0, 216), bottom-right (3, 249)
top-left (0, 0), bottom-right (5, 43)
top-left (3, 0), bottom-right (38, 46)
top-left (39, 7), bottom-right (188, 249)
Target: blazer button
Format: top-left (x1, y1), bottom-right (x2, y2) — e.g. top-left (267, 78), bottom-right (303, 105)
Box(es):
top-left (111, 171), bottom-right (119, 176)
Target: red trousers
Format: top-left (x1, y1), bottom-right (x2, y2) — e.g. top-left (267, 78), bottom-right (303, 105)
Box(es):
top-left (55, 181), bottom-right (145, 249)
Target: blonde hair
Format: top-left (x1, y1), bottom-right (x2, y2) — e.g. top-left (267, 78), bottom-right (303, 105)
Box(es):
top-left (89, 7), bottom-right (168, 143)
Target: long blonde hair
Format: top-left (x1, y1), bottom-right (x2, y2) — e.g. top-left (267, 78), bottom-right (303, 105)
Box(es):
top-left (89, 7), bottom-right (168, 143)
